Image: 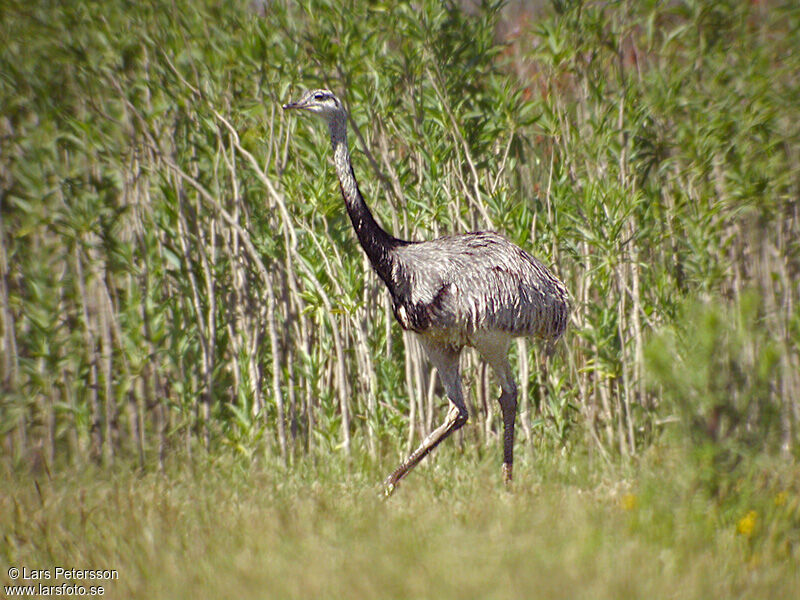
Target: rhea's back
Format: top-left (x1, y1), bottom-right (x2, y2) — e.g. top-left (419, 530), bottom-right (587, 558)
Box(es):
top-left (387, 231), bottom-right (570, 347)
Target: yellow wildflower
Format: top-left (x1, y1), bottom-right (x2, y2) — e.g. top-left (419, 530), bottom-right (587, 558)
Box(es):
top-left (737, 510), bottom-right (757, 537)
top-left (621, 493), bottom-right (638, 511)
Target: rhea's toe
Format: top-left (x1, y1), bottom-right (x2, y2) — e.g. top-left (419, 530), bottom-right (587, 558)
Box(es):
top-left (502, 462), bottom-right (513, 486)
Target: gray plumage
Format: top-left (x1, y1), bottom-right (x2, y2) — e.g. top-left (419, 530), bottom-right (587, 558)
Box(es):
top-left (390, 232), bottom-right (569, 347)
top-left (283, 89), bottom-right (570, 494)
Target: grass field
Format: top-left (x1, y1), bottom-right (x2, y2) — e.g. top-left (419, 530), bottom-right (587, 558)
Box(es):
top-left (3, 445), bottom-right (799, 599)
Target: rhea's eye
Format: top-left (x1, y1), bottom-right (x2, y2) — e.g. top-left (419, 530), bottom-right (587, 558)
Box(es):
top-left (314, 93), bottom-right (325, 101)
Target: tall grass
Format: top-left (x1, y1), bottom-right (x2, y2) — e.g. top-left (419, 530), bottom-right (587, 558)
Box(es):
top-left (2, 449), bottom-right (798, 600)
top-left (1, 0), bottom-right (798, 472)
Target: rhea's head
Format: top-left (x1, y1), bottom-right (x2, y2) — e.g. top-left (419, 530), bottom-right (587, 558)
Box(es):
top-left (282, 89), bottom-right (345, 124)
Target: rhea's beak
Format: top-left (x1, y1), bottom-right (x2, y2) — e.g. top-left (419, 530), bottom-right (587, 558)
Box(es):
top-left (282, 100), bottom-right (303, 111)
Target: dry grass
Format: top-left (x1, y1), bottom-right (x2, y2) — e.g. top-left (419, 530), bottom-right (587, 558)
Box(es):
top-left (3, 448), bottom-right (798, 599)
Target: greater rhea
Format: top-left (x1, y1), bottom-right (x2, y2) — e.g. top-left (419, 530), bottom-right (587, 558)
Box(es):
top-left (283, 89), bottom-right (570, 494)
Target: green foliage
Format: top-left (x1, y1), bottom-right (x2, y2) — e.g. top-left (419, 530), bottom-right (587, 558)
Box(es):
top-left (1, 0), bottom-right (798, 471)
top-left (647, 292), bottom-right (793, 496)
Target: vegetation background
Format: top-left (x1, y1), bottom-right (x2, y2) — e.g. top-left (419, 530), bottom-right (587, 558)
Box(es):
top-left (1, 0), bottom-right (798, 598)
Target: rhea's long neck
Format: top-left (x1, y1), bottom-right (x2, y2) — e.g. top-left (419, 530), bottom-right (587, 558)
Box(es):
top-left (328, 116), bottom-right (401, 285)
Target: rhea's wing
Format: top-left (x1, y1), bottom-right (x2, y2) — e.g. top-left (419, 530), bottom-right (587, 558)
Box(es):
top-left (390, 232), bottom-right (570, 342)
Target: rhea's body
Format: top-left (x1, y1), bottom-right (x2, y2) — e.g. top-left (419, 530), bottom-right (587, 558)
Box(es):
top-left (283, 88), bottom-right (570, 493)
top-left (387, 232), bottom-right (568, 348)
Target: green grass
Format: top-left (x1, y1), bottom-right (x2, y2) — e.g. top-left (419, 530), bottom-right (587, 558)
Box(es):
top-left (3, 449), bottom-right (798, 599)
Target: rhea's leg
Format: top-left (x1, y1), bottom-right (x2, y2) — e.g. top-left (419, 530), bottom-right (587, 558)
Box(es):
top-left (475, 334), bottom-right (518, 485)
top-left (384, 340), bottom-right (466, 495)
top-left (383, 401), bottom-right (467, 494)
top-left (497, 380), bottom-right (518, 484)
